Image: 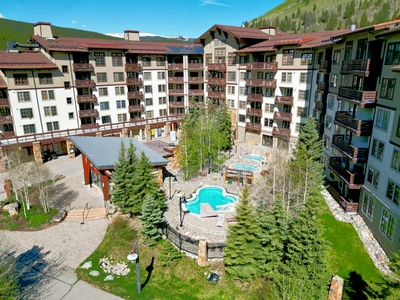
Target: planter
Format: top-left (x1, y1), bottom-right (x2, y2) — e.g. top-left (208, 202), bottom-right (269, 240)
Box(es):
top-left (199, 170), bottom-right (207, 177)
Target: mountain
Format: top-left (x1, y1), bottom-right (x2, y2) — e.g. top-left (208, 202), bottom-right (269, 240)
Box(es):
top-left (247, 0), bottom-right (400, 34)
top-left (106, 32), bottom-right (195, 43)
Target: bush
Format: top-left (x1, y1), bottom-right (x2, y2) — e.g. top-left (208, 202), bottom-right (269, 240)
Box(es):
top-left (110, 216), bottom-right (135, 242)
top-left (160, 240), bottom-right (182, 266)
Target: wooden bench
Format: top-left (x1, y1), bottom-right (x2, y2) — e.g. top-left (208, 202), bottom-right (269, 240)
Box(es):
top-left (223, 168), bottom-right (254, 185)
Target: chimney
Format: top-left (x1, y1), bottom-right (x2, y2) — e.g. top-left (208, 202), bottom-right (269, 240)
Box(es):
top-left (124, 30), bottom-right (140, 42)
top-left (350, 24), bottom-right (357, 31)
top-left (259, 26), bottom-right (276, 36)
top-left (33, 22), bottom-right (53, 39)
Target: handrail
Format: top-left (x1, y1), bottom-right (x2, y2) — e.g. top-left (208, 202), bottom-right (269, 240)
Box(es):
top-left (82, 202), bottom-right (89, 224)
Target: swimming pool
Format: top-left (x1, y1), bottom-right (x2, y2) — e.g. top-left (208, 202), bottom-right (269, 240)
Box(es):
top-left (184, 186), bottom-right (237, 215)
top-left (230, 163), bottom-right (260, 172)
top-left (243, 154), bottom-right (266, 162)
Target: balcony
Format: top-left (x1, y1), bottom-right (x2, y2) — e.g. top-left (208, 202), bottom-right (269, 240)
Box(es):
top-left (207, 77), bottom-right (225, 85)
top-left (188, 89), bottom-right (204, 96)
top-left (207, 63), bottom-right (226, 71)
top-left (337, 87), bottom-right (376, 107)
top-left (272, 126), bottom-right (291, 138)
top-left (245, 122), bottom-right (262, 132)
top-left (125, 63), bottom-right (142, 71)
top-left (329, 157), bottom-right (365, 188)
top-left (246, 62), bottom-right (278, 72)
top-left (168, 77), bottom-right (184, 84)
top-left (75, 79), bottom-right (95, 88)
top-left (273, 111), bottom-right (292, 122)
top-left (128, 105), bottom-right (144, 113)
top-left (334, 111), bottom-right (373, 136)
top-left (168, 89), bottom-right (184, 96)
top-left (169, 101), bottom-right (185, 108)
top-left (81, 123), bottom-right (99, 129)
top-left (245, 79), bottom-right (277, 88)
top-left (207, 91), bottom-right (225, 99)
top-left (315, 120), bottom-right (324, 134)
top-left (188, 77), bottom-right (204, 83)
top-left (332, 135), bottom-right (369, 163)
top-left (246, 108), bottom-right (262, 117)
top-left (79, 109), bottom-right (99, 118)
top-left (168, 63), bottom-right (183, 70)
top-left (0, 115), bottom-right (13, 124)
top-left (188, 63), bottom-right (204, 70)
top-left (127, 91), bottom-right (144, 99)
top-left (0, 131), bottom-right (15, 139)
top-left (317, 82), bottom-right (326, 91)
top-left (318, 60), bottom-right (330, 71)
top-left (341, 59), bottom-right (371, 76)
top-left (0, 98), bottom-right (10, 107)
top-left (126, 78), bottom-right (142, 86)
top-left (247, 94), bottom-right (263, 103)
top-left (73, 63), bottom-right (94, 72)
top-left (314, 101), bottom-right (326, 112)
top-left (327, 183), bottom-right (359, 213)
top-left (274, 96), bottom-right (293, 106)
top-left (77, 94), bottom-right (97, 104)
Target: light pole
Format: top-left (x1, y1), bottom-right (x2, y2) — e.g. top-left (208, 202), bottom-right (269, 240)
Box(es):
top-left (179, 195), bottom-right (186, 227)
top-left (127, 241), bottom-right (141, 293)
top-left (169, 175), bottom-right (177, 200)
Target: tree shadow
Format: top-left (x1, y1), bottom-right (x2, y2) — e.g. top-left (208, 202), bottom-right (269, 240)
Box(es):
top-left (141, 257), bottom-right (154, 290)
top-left (48, 181), bottom-right (78, 210)
top-left (344, 271), bottom-right (382, 300)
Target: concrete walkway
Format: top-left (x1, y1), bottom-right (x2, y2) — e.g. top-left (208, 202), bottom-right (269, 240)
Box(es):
top-left (0, 155), bottom-right (123, 300)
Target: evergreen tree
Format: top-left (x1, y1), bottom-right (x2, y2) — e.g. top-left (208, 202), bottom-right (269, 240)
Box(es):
top-left (160, 240), bottom-right (182, 266)
top-left (139, 196), bottom-right (164, 246)
top-left (111, 141), bottom-right (130, 211)
top-left (224, 186), bottom-right (261, 281)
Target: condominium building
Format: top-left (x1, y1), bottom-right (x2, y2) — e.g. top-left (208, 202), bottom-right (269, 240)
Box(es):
top-left (0, 19), bottom-right (399, 256)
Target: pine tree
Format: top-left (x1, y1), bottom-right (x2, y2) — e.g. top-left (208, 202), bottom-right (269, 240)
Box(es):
top-left (160, 240), bottom-right (182, 266)
top-left (139, 196), bottom-right (164, 246)
top-left (224, 186), bottom-right (260, 281)
top-left (111, 140), bottom-right (130, 212)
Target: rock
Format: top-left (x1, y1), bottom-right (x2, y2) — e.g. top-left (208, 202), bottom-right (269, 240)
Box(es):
top-left (81, 261), bottom-right (92, 269)
top-left (89, 270), bottom-right (100, 276)
top-left (2, 204), bottom-right (9, 211)
top-left (8, 202), bottom-right (19, 216)
top-left (51, 174), bottom-right (65, 181)
top-left (53, 210), bottom-right (67, 223)
top-left (107, 205), bottom-right (117, 215)
top-left (104, 275), bottom-right (114, 281)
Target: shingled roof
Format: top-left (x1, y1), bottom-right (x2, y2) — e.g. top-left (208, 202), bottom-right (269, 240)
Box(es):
top-left (0, 50), bottom-right (58, 69)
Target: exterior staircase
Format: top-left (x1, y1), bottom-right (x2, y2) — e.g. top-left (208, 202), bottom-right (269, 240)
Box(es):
top-left (65, 207), bottom-right (107, 221)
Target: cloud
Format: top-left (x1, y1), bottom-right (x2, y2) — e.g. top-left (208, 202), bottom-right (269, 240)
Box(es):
top-left (0, 13), bottom-right (4, 18)
top-left (71, 20), bottom-right (77, 24)
top-left (81, 24), bottom-right (87, 28)
top-left (16, 5), bottom-right (24, 10)
top-left (198, 0), bottom-right (232, 7)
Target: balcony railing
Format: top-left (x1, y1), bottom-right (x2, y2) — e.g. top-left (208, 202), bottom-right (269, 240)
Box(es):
top-left (125, 63), bottom-right (142, 71)
top-left (246, 108), bottom-right (262, 117)
top-left (317, 82), bottom-right (326, 91)
top-left (73, 63), bottom-right (94, 72)
top-left (334, 111), bottom-right (373, 135)
top-left (327, 184), bottom-right (359, 213)
top-left (246, 62), bottom-right (278, 72)
top-left (247, 94), bottom-right (263, 102)
top-left (127, 91), bottom-right (144, 99)
top-left (341, 59), bottom-right (371, 76)
top-left (79, 109), bottom-right (99, 118)
top-left (337, 87), bottom-right (376, 107)
top-left (168, 77), bottom-right (184, 84)
top-left (188, 77), bottom-right (204, 83)
top-left (168, 63), bottom-right (183, 70)
top-left (0, 131), bottom-right (15, 139)
top-left (245, 79), bottom-right (277, 88)
top-left (77, 94), bottom-right (97, 104)
top-left (318, 60), bottom-right (330, 71)
top-left (208, 63), bottom-right (226, 71)
top-left (315, 120), bottom-right (324, 134)
top-left (207, 91), bottom-right (225, 99)
top-left (329, 157), bottom-right (365, 187)
top-left (273, 111), bottom-right (292, 122)
top-left (332, 134), bottom-right (369, 163)
top-left (207, 77), bottom-right (226, 85)
top-left (81, 123), bottom-right (99, 129)
top-left (0, 115), bottom-right (13, 124)
top-left (168, 89), bottom-right (184, 96)
top-left (188, 63), bottom-right (204, 70)
top-left (169, 101), bottom-right (185, 108)
top-left (188, 89), bottom-right (204, 96)
top-left (126, 78), bottom-right (142, 86)
top-left (272, 126), bottom-right (291, 138)
top-left (75, 79), bottom-right (96, 88)
top-left (275, 96), bottom-right (294, 106)
top-left (0, 98), bottom-right (10, 107)
top-left (314, 101), bottom-right (326, 112)
top-left (245, 122), bottom-right (262, 132)
top-left (128, 105), bottom-right (144, 113)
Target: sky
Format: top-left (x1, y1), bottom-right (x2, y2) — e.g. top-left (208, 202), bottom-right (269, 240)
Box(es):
top-left (0, 0), bottom-right (285, 38)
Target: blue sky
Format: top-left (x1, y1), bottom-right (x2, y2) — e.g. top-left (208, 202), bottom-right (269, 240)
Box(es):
top-left (0, 0), bottom-right (284, 38)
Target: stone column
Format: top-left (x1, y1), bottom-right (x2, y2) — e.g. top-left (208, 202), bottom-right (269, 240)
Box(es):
top-left (121, 128), bottom-right (129, 138)
top-left (165, 122), bottom-right (171, 137)
top-left (96, 132), bottom-right (103, 137)
top-left (32, 141), bottom-right (43, 165)
top-left (328, 275), bottom-right (344, 300)
top-left (197, 240), bottom-right (207, 266)
top-left (66, 139), bottom-right (76, 158)
top-left (144, 125), bottom-right (151, 141)
top-left (0, 147), bottom-right (5, 172)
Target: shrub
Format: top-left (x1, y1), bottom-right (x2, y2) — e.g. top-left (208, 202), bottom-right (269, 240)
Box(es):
top-left (160, 240), bottom-right (182, 266)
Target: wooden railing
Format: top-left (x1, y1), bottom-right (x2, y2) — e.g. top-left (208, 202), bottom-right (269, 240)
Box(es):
top-left (245, 79), bottom-right (276, 88)
top-left (207, 77), bottom-right (226, 85)
top-left (334, 111), bottom-right (373, 135)
top-left (245, 122), bottom-right (262, 132)
top-left (168, 101), bottom-right (185, 108)
top-left (246, 108), bottom-right (262, 116)
top-left (77, 94), bottom-right (97, 104)
top-left (73, 63), bottom-right (94, 72)
top-left (319, 60), bottom-right (330, 71)
top-left (338, 87), bottom-right (376, 106)
top-left (207, 91), bottom-right (225, 99)
top-left (0, 99), bottom-right (10, 107)
top-left (168, 63), bottom-right (183, 70)
top-left (272, 126), bottom-right (291, 138)
top-left (128, 105), bottom-right (144, 113)
top-left (168, 89), bottom-right (184, 95)
top-left (329, 157), bottom-right (365, 186)
top-left (188, 90), bottom-right (203, 96)
top-left (188, 63), bottom-right (204, 70)
top-left (275, 96), bottom-right (294, 106)
top-left (246, 62), bottom-right (278, 72)
top-left (126, 78), bottom-right (142, 86)
top-left (75, 79), bottom-right (96, 88)
top-left (0, 115), bottom-right (13, 124)
top-left (332, 135), bottom-right (369, 162)
top-left (207, 63), bottom-right (226, 71)
top-left (341, 59), bottom-right (371, 76)
top-left (317, 81), bottom-right (326, 91)
top-left (127, 91), bottom-right (144, 99)
top-left (327, 184), bottom-right (359, 213)
top-left (247, 94), bottom-right (263, 102)
top-left (273, 111), bottom-right (292, 122)
top-left (79, 109), bottom-right (99, 118)
top-left (168, 77), bottom-right (184, 84)
top-left (314, 101), bottom-right (325, 112)
top-left (188, 77), bottom-right (204, 83)
top-left (125, 63), bottom-right (142, 71)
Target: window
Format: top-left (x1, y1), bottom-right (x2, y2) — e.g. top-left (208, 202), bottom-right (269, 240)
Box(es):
top-left (266, 89), bottom-right (275, 97)
top-left (391, 149), bottom-right (400, 172)
top-left (97, 73), bottom-right (107, 82)
top-left (227, 86), bottom-right (235, 95)
top-left (297, 107), bottom-right (308, 117)
top-left (44, 106), bottom-right (57, 116)
top-left (397, 116), bottom-right (400, 138)
top-left (228, 52), bottom-right (236, 65)
top-left (240, 72), bottom-right (246, 81)
top-left (99, 88), bottom-right (108, 96)
top-left (20, 108), bottom-right (33, 119)
top-left (264, 103), bottom-right (274, 113)
top-left (14, 74), bottom-right (28, 85)
top-left (159, 97), bottom-right (166, 105)
top-left (94, 52), bottom-right (105, 66)
top-left (156, 57), bottom-right (166, 66)
top-left (46, 121), bottom-right (59, 131)
top-left (113, 72), bottom-right (124, 82)
top-left (327, 94), bottom-right (335, 110)
top-left (41, 90), bottom-right (55, 100)
top-left (39, 73), bottom-right (53, 84)
top-left (214, 47), bottom-right (226, 63)
top-left (367, 166), bottom-right (380, 188)
top-left (239, 87), bottom-right (245, 96)
top-left (375, 109), bottom-right (390, 130)
top-left (145, 85), bottom-right (152, 93)
top-left (380, 78), bottom-right (395, 99)
top-left (344, 41), bottom-right (353, 60)
top-left (145, 98), bottom-right (153, 106)
top-left (157, 71), bottom-right (165, 80)
top-left (386, 180), bottom-right (400, 205)
top-left (144, 72), bottom-right (152, 80)
top-left (239, 101), bottom-right (246, 109)
top-left (17, 92), bottom-right (30, 102)
top-left (299, 73), bottom-right (308, 83)
top-left (23, 124), bottom-right (36, 134)
top-left (239, 114), bottom-right (245, 122)
top-left (380, 209), bottom-right (395, 240)
top-left (298, 90), bottom-right (308, 101)
top-left (301, 53), bottom-right (313, 65)
top-left (323, 135), bottom-right (330, 149)
top-left (115, 86), bottom-right (125, 95)
top-left (227, 99), bottom-right (235, 108)
top-left (205, 54), bottom-right (212, 66)
top-left (102, 115), bottom-right (111, 124)
top-left (281, 72), bottom-right (292, 83)
top-left (142, 57), bottom-right (151, 67)
top-left (333, 50), bottom-right (341, 65)
top-left (264, 118), bottom-right (273, 127)
top-left (159, 109), bottom-right (167, 117)
top-left (117, 113), bottom-right (127, 122)
top-left (64, 82), bottom-right (70, 89)
top-left (227, 72), bottom-right (236, 81)
top-left (330, 74), bottom-right (337, 87)
top-left (100, 102), bottom-right (110, 110)
top-left (356, 39), bottom-right (368, 60)
top-left (371, 139), bottom-right (384, 160)
top-left (68, 112), bottom-right (74, 119)
top-left (116, 100), bottom-right (126, 109)
top-left (385, 42), bottom-right (400, 65)
top-left (295, 123), bottom-right (302, 133)
top-left (62, 65), bottom-right (68, 73)
top-left (362, 192), bottom-right (374, 220)
top-left (325, 115), bottom-right (332, 130)
top-left (146, 110), bottom-right (154, 118)
top-left (66, 97), bottom-right (72, 104)
top-left (112, 53), bottom-right (123, 66)
top-left (158, 85), bottom-right (166, 92)
top-left (282, 49), bottom-right (294, 65)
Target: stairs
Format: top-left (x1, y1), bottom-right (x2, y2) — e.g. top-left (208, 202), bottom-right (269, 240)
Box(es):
top-left (65, 207), bottom-right (107, 221)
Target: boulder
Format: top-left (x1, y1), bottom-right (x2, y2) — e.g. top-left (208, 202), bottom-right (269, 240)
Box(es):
top-left (81, 261), bottom-right (92, 269)
top-left (89, 270), bottom-right (100, 276)
top-left (2, 204), bottom-right (9, 211)
top-left (8, 202), bottom-right (19, 216)
top-left (53, 210), bottom-right (67, 223)
top-left (104, 275), bottom-right (114, 281)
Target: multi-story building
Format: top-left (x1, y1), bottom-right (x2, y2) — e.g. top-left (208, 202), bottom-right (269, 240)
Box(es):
top-left (0, 19), bottom-right (399, 256)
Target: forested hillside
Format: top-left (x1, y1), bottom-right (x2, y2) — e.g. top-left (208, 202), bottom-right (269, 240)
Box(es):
top-left (247, 0), bottom-right (400, 33)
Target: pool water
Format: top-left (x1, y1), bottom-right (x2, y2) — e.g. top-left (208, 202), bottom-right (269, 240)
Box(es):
top-left (243, 154), bottom-right (265, 162)
top-left (230, 163), bottom-right (260, 172)
top-left (185, 186), bottom-right (237, 215)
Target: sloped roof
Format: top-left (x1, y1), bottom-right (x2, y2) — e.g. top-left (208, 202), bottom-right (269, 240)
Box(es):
top-left (69, 136), bottom-right (168, 170)
top-left (332, 19), bottom-right (400, 39)
top-left (0, 50), bottom-right (58, 69)
top-left (195, 24), bottom-right (270, 43)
